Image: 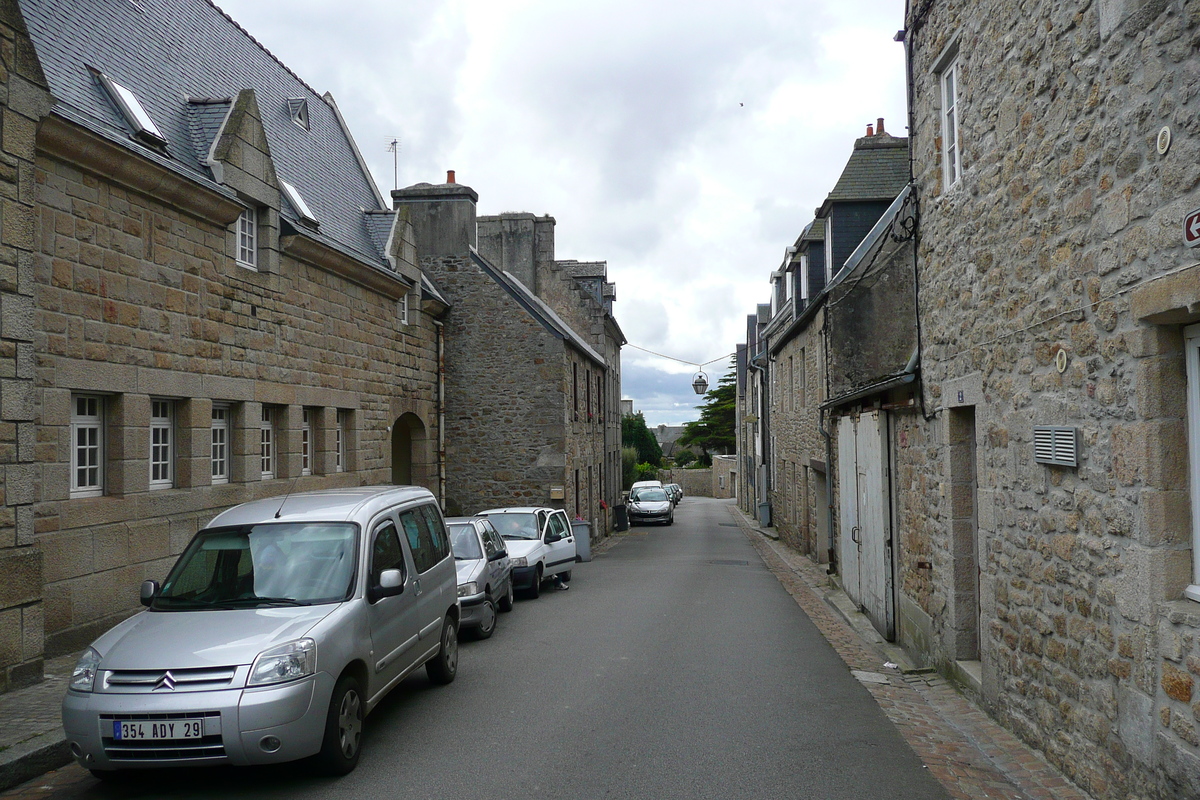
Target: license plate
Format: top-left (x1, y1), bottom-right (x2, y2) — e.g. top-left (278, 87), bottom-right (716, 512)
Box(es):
top-left (112, 719), bottom-right (204, 741)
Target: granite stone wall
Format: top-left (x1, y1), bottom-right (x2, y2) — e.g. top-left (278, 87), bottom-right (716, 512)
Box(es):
top-left (32, 146), bottom-right (439, 657)
top-left (0, 0), bottom-right (50, 691)
top-left (767, 313), bottom-right (828, 560)
top-left (906, 0), bottom-right (1200, 796)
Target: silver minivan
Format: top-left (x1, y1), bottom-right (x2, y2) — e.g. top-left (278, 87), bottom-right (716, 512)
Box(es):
top-left (62, 486), bottom-right (459, 778)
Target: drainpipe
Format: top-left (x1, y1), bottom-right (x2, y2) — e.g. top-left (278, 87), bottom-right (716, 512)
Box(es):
top-left (433, 318), bottom-right (447, 510)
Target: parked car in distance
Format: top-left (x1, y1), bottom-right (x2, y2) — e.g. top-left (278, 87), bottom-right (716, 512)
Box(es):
top-left (630, 479), bottom-right (664, 491)
top-left (665, 484), bottom-right (683, 504)
top-left (63, 486), bottom-right (460, 779)
top-left (628, 485), bottom-right (674, 525)
top-left (476, 507), bottom-right (576, 598)
top-left (447, 516), bottom-right (514, 639)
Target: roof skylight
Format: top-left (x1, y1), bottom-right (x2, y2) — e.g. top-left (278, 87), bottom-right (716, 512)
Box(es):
top-left (97, 72), bottom-right (167, 146)
top-left (287, 98), bottom-right (309, 130)
top-left (280, 179), bottom-right (318, 226)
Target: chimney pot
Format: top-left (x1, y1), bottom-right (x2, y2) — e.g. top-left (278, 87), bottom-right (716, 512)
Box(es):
top-left (877, 117), bottom-right (885, 135)
top-left (446, 170), bottom-right (456, 184)
top-left (866, 124), bottom-right (874, 136)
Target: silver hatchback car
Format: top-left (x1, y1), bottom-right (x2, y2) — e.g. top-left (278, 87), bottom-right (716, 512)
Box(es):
top-left (62, 486), bottom-right (460, 778)
top-left (447, 516), bottom-right (514, 639)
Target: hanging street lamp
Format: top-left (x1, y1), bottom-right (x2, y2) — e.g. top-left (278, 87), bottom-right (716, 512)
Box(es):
top-left (692, 371), bottom-right (709, 395)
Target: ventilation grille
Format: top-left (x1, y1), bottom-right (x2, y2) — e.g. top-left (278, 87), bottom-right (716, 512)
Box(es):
top-left (1033, 426), bottom-right (1078, 467)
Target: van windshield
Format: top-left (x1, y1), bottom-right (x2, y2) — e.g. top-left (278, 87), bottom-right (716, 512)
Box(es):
top-left (153, 523), bottom-right (358, 610)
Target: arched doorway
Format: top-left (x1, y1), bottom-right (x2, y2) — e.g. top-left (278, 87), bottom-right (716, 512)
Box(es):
top-left (391, 413), bottom-right (430, 488)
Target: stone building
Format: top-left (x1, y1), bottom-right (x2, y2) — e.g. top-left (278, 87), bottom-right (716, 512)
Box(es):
top-left (0, 0), bottom-right (450, 689)
top-left (394, 197), bottom-right (623, 533)
top-left (741, 124), bottom-right (911, 572)
top-left (761, 222), bottom-right (830, 562)
top-left (898, 0), bottom-right (1200, 796)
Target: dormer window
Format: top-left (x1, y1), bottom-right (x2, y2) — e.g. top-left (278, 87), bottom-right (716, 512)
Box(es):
top-left (287, 98), bottom-right (309, 130)
top-left (96, 72), bottom-right (167, 147)
top-left (280, 179), bottom-right (318, 226)
top-left (236, 208), bottom-right (257, 269)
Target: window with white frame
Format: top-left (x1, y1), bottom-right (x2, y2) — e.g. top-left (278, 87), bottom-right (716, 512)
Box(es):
top-left (335, 410), bottom-right (346, 473)
top-left (800, 254), bottom-right (810, 300)
top-left (237, 208), bottom-right (257, 269)
top-left (211, 405), bottom-right (229, 485)
top-left (301, 408), bottom-right (313, 476)
top-left (1184, 324), bottom-right (1200, 602)
top-left (71, 394), bottom-right (104, 498)
top-left (260, 406), bottom-right (275, 480)
top-left (824, 219), bottom-right (834, 282)
top-left (149, 399), bottom-right (174, 489)
top-left (399, 293), bottom-right (409, 326)
top-left (940, 57), bottom-right (961, 189)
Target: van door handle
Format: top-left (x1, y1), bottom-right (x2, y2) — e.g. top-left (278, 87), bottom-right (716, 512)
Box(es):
top-left (414, 579), bottom-right (423, 596)
top-left (851, 526), bottom-right (861, 545)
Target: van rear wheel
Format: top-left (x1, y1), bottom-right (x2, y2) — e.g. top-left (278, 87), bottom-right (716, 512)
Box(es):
top-left (425, 617), bottom-right (458, 685)
top-left (316, 674), bottom-right (363, 775)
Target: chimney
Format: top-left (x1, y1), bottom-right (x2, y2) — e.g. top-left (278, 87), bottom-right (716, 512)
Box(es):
top-left (446, 169), bottom-right (456, 184)
top-left (877, 117), bottom-right (885, 135)
top-left (392, 178), bottom-right (479, 257)
top-left (866, 123), bottom-right (874, 137)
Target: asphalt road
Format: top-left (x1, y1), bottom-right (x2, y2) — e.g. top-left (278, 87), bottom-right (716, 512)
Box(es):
top-left (21, 497), bottom-right (948, 800)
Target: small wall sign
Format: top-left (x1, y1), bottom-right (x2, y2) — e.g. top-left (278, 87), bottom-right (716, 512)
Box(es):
top-left (1186, 207), bottom-right (1200, 248)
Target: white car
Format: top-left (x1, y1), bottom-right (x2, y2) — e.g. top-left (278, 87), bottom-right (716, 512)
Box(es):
top-left (476, 507), bottom-right (576, 598)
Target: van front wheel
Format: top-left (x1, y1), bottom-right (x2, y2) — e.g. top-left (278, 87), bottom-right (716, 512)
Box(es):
top-left (316, 674), bottom-right (363, 775)
top-left (426, 617), bottom-right (458, 685)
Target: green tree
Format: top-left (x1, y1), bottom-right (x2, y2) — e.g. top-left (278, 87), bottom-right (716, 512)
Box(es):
top-left (621, 446), bottom-right (639, 490)
top-left (677, 365), bottom-right (736, 456)
top-left (674, 449), bottom-right (697, 467)
top-left (622, 411), bottom-right (662, 467)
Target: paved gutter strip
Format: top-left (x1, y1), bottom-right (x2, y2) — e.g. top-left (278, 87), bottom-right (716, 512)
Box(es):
top-left (726, 504), bottom-right (1093, 800)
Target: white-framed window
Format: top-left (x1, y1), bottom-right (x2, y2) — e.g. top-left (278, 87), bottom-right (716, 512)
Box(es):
top-left (260, 406), bottom-right (275, 480)
top-left (336, 410), bottom-right (346, 473)
top-left (1184, 323), bottom-right (1200, 602)
top-left (211, 405), bottom-right (229, 485)
top-left (301, 408), bottom-right (312, 476)
top-left (940, 57), bottom-right (961, 189)
top-left (149, 399), bottom-right (174, 489)
top-left (237, 208), bottom-right (257, 269)
top-left (824, 219), bottom-right (834, 281)
top-left (71, 394), bottom-right (104, 498)
top-left (799, 254), bottom-right (810, 300)
top-left (399, 293), bottom-right (409, 326)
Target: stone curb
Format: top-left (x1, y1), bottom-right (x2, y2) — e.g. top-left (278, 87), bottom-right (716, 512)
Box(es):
top-left (0, 731), bottom-right (71, 793)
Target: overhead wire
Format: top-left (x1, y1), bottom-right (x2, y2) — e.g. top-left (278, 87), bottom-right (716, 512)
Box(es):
top-left (623, 343), bottom-right (734, 370)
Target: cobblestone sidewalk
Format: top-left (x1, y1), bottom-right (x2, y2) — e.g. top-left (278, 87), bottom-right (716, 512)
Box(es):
top-left (727, 504), bottom-right (1092, 800)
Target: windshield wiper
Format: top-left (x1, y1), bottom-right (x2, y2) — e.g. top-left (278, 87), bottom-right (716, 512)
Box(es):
top-left (224, 596), bottom-right (309, 607)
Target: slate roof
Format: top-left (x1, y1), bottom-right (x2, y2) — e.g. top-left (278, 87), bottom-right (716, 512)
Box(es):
top-left (824, 134), bottom-right (910, 204)
top-left (800, 218), bottom-right (825, 242)
top-left (469, 251), bottom-right (606, 368)
top-left (20, 0), bottom-right (391, 269)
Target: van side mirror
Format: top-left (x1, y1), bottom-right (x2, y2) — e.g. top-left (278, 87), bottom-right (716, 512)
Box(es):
top-left (369, 569), bottom-right (404, 603)
top-left (140, 580), bottom-right (160, 607)
top-left (545, 532), bottom-right (561, 544)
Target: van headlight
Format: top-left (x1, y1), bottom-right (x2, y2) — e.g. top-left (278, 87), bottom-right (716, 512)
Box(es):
top-left (457, 582), bottom-right (479, 598)
top-left (248, 639), bottom-right (316, 687)
top-left (70, 647), bottom-right (102, 692)
top-left (510, 557), bottom-right (527, 567)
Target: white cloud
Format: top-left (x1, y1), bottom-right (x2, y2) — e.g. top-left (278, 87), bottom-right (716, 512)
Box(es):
top-left (214, 0), bottom-right (907, 425)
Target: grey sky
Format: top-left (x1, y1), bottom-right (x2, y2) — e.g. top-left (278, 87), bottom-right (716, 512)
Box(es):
top-left (215, 0), bottom-right (908, 426)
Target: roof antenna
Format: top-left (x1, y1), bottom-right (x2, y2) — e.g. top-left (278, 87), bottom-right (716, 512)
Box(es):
top-left (275, 475), bottom-right (302, 519)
